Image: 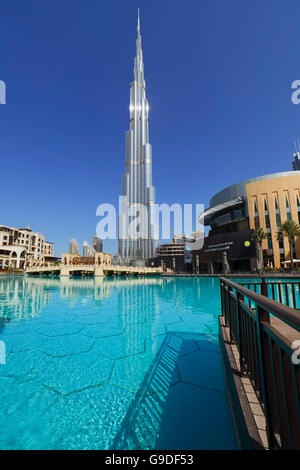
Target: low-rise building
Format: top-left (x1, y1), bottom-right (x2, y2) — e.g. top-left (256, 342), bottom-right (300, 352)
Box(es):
top-left (147, 239), bottom-right (192, 272)
top-left (0, 225), bottom-right (55, 270)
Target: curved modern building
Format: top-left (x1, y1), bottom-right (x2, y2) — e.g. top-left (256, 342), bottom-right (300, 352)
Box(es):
top-left (197, 170), bottom-right (300, 271)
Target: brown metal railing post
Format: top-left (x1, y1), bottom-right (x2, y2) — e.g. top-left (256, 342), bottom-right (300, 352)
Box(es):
top-left (224, 283), bottom-right (229, 327)
top-left (228, 284), bottom-right (233, 343)
top-left (261, 277), bottom-right (268, 297)
top-left (236, 291), bottom-right (244, 374)
top-left (220, 279), bottom-right (224, 318)
top-left (255, 305), bottom-right (275, 448)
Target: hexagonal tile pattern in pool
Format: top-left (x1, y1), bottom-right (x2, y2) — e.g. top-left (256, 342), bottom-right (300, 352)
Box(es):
top-left (38, 322), bottom-right (84, 337)
top-left (74, 314), bottom-right (111, 326)
top-left (123, 322), bottom-right (167, 339)
top-left (38, 334), bottom-right (95, 357)
top-left (5, 331), bottom-right (48, 353)
top-left (0, 380), bottom-right (58, 450)
top-left (92, 335), bottom-right (145, 360)
top-left (0, 276), bottom-right (239, 450)
top-left (40, 314), bottom-right (77, 325)
top-left (177, 349), bottom-right (225, 392)
top-left (1, 321), bottom-right (42, 336)
top-left (194, 335), bottom-right (220, 352)
top-left (44, 384), bottom-right (134, 450)
top-left (43, 352), bottom-right (114, 395)
top-left (1, 350), bottom-right (52, 383)
top-left (110, 352), bottom-right (157, 394)
top-left (166, 314), bottom-right (217, 335)
top-left (82, 323), bottom-right (124, 339)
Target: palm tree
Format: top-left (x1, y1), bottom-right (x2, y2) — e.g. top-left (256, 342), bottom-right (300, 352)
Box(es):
top-left (252, 227), bottom-right (268, 271)
top-left (277, 220), bottom-right (300, 270)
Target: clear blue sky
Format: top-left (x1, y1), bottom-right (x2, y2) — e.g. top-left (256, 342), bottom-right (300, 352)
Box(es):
top-left (1, 0), bottom-right (300, 256)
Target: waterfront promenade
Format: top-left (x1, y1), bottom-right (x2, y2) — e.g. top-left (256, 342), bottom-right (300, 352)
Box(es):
top-left (220, 277), bottom-right (300, 449)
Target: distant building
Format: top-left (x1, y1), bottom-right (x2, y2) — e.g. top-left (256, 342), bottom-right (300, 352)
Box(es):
top-left (156, 241), bottom-right (185, 258)
top-left (111, 254), bottom-right (122, 266)
top-left (147, 238), bottom-right (192, 272)
top-left (83, 241), bottom-right (95, 258)
top-left (69, 238), bottom-right (79, 255)
top-left (92, 236), bottom-right (103, 253)
top-left (0, 225), bottom-right (54, 269)
top-left (292, 153), bottom-right (300, 171)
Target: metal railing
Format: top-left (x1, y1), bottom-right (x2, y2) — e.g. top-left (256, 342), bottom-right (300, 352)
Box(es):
top-left (220, 277), bottom-right (300, 449)
top-left (239, 279), bottom-right (300, 310)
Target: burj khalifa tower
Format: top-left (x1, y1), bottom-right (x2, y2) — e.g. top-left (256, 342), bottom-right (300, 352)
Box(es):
top-left (118, 11), bottom-right (158, 261)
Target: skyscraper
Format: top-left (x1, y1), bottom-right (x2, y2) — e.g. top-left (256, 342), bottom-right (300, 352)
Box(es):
top-left (69, 238), bottom-right (79, 255)
top-left (93, 236), bottom-right (103, 253)
top-left (82, 241), bottom-right (95, 258)
top-left (118, 11), bottom-right (158, 261)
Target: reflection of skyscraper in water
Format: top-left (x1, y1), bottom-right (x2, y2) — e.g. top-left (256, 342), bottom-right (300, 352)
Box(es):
top-left (0, 277), bottom-right (53, 322)
top-left (59, 277), bottom-right (111, 303)
top-left (0, 275), bottom-right (169, 334)
top-left (116, 278), bottom-right (163, 353)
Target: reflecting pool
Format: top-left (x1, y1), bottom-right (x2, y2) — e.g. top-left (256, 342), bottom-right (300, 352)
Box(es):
top-left (0, 275), bottom-right (238, 450)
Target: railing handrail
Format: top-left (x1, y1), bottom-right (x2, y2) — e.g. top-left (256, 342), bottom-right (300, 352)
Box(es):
top-left (240, 281), bottom-right (300, 286)
top-left (220, 277), bottom-right (300, 332)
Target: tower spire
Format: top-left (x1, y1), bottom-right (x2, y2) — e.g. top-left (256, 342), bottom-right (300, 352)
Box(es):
top-left (137, 8), bottom-right (140, 35)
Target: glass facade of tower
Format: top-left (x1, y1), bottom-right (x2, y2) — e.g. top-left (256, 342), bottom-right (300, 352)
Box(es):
top-left (118, 13), bottom-right (158, 261)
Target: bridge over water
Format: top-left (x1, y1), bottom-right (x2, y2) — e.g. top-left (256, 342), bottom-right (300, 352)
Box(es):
top-left (26, 252), bottom-right (163, 277)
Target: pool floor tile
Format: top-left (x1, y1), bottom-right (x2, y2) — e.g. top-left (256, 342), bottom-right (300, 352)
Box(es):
top-left (177, 349), bottom-right (226, 393)
top-left (110, 352), bottom-right (156, 394)
top-left (154, 383), bottom-right (237, 450)
top-left (43, 352), bottom-right (114, 395)
top-left (92, 335), bottom-right (145, 359)
top-left (38, 334), bottom-right (95, 357)
top-left (0, 276), bottom-right (239, 450)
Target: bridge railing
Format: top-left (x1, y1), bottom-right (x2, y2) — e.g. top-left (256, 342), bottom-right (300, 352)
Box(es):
top-left (220, 277), bottom-right (300, 449)
top-left (239, 279), bottom-right (300, 310)
top-left (27, 264), bottom-right (61, 270)
top-left (26, 264), bottom-right (162, 274)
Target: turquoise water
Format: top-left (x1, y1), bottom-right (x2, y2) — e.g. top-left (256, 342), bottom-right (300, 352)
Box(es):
top-left (0, 275), bottom-right (238, 450)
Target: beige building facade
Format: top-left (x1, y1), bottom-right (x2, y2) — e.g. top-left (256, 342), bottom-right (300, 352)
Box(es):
top-left (0, 225), bottom-right (54, 269)
top-left (246, 173), bottom-right (300, 268)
